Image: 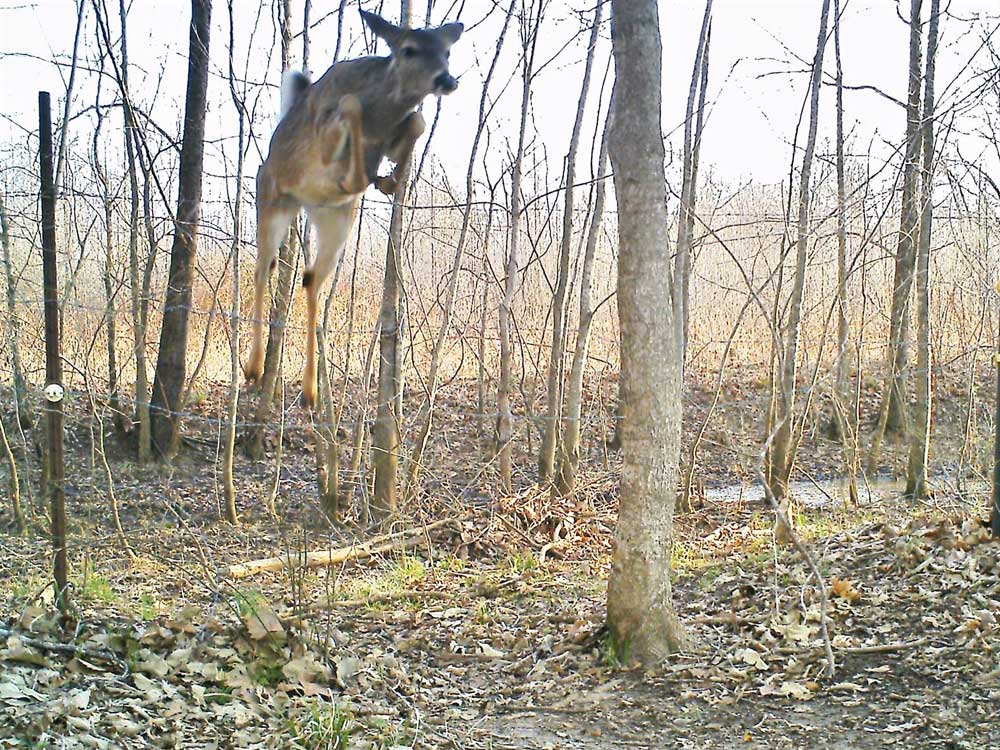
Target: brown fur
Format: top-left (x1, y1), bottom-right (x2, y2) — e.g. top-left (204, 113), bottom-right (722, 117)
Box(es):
top-left (244, 12), bottom-right (463, 408)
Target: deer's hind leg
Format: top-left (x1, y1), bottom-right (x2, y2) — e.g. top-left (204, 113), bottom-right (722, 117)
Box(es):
top-left (245, 176), bottom-right (297, 384)
top-left (375, 111), bottom-right (426, 196)
top-left (300, 199), bottom-right (359, 408)
top-left (319, 94), bottom-right (368, 195)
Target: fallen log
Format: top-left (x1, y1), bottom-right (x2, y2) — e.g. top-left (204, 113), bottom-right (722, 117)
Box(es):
top-left (222, 518), bottom-right (460, 579)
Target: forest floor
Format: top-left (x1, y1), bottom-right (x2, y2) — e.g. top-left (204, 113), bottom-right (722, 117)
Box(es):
top-left (1, 367), bottom-right (999, 749)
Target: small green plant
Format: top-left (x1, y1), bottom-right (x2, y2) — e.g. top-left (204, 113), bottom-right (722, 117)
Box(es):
top-left (506, 551), bottom-right (539, 575)
top-left (474, 599), bottom-right (500, 625)
top-left (434, 554), bottom-right (466, 573)
top-left (78, 561), bottom-right (118, 604)
top-left (367, 716), bottom-right (415, 750)
top-left (287, 699), bottom-right (353, 750)
top-left (251, 662), bottom-right (284, 687)
top-left (138, 594), bottom-right (158, 620)
top-left (204, 687), bottom-right (235, 705)
top-left (234, 589), bottom-right (270, 620)
top-left (389, 555), bottom-right (426, 587)
top-left (186, 387), bottom-right (209, 407)
top-left (599, 630), bottom-right (633, 669)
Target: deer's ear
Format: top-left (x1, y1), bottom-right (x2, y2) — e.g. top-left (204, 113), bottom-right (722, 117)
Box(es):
top-left (436, 22), bottom-right (463, 46)
top-left (360, 10), bottom-right (403, 48)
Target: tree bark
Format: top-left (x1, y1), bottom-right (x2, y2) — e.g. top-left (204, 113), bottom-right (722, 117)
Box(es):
top-left (605, 0), bottom-right (690, 664)
top-left (149, 0), bottom-right (212, 458)
top-left (906, 0), bottom-right (939, 499)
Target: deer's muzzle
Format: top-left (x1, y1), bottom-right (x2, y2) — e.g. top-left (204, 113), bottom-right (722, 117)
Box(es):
top-left (434, 73), bottom-right (458, 95)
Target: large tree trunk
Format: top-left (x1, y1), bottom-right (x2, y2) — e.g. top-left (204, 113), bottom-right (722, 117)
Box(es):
top-left (767, 0), bottom-right (832, 542)
top-left (874, 0), bottom-right (925, 451)
top-left (906, 0), bottom-right (939, 499)
top-left (605, 0), bottom-right (690, 664)
top-left (149, 0), bottom-right (212, 457)
top-left (538, 2), bottom-right (602, 485)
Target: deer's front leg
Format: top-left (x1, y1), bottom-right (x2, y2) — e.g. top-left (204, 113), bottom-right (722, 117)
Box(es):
top-left (375, 111), bottom-right (426, 196)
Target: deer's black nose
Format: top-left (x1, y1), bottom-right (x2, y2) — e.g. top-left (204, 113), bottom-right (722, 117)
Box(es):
top-left (434, 72), bottom-right (458, 94)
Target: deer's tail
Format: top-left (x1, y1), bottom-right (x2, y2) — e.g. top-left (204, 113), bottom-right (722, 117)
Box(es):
top-left (280, 70), bottom-right (311, 119)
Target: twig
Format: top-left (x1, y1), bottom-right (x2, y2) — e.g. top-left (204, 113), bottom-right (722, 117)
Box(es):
top-left (755, 451), bottom-right (836, 678)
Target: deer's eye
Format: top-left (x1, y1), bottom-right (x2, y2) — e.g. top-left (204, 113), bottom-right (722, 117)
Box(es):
top-left (401, 46), bottom-right (418, 58)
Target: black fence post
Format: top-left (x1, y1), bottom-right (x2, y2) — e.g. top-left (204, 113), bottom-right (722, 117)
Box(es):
top-left (38, 91), bottom-right (68, 612)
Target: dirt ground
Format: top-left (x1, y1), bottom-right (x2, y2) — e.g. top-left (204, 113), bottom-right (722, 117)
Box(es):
top-left (1, 370), bottom-right (999, 749)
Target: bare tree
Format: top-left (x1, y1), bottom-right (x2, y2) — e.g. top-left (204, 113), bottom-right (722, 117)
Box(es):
top-left (405, 0), bottom-right (516, 497)
top-left (906, 0), bottom-right (940, 499)
top-left (556, 91), bottom-right (612, 497)
top-left (0, 402), bottom-right (22, 531)
top-left (247, 0), bottom-right (301, 460)
top-left (497, 0), bottom-right (543, 494)
top-left (371, 0), bottom-right (414, 521)
top-left (833, 0), bottom-right (850, 415)
top-left (221, 0), bottom-right (251, 523)
top-left (117, 0), bottom-right (152, 463)
top-left (149, 0), bottom-right (213, 457)
top-left (674, 0), bottom-right (713, 357)
top-left (605, 0), bottom-right (691, 662)
top-left (873, 0), bottom-right (925, 452)
top-left (538, 2), bottom-right (602, 484)
top-left (0, 193), bottom-right (31, 427)
top-left (90, 62), bottom-right (126, 436)
top-left (766, 0), bottom-right (832, 541)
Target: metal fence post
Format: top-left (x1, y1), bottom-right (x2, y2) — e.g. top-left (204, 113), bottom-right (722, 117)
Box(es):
top-left (39, 91), bottom-right (68, 612)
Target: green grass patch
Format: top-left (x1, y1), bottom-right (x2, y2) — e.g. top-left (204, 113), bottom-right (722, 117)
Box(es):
top-left (287, 699), bottom-right (353, 750)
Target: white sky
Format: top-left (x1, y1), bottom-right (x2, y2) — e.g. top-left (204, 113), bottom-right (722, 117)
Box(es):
top-left (1, 0), bottom-right (998, 201)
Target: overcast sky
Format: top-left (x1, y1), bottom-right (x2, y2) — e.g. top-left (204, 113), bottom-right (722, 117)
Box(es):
top-left (2, 0), bottom-right (998, 201)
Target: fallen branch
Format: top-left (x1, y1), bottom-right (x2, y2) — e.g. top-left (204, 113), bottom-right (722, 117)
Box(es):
top-left (222, 518), bottom-right (460, 579)
top-left (301, 576), bottom-right (525, 615)
top-left (308, 589), bottom-right (453, 611)
top-left (778, 636), bottom-right (930, 657)
top-left (0, 627), bottom-right (128, 675)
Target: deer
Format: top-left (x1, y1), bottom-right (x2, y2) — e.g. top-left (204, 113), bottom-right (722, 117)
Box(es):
top-left (245, 10), bottom-right (463, 408)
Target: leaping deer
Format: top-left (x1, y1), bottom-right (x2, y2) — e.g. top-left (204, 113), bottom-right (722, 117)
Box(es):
top-left (245, 10), bottom-right (463, 407)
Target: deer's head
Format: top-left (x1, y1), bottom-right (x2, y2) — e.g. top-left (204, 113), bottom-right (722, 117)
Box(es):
top-left (361, 10), bottom-right (464, 98)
